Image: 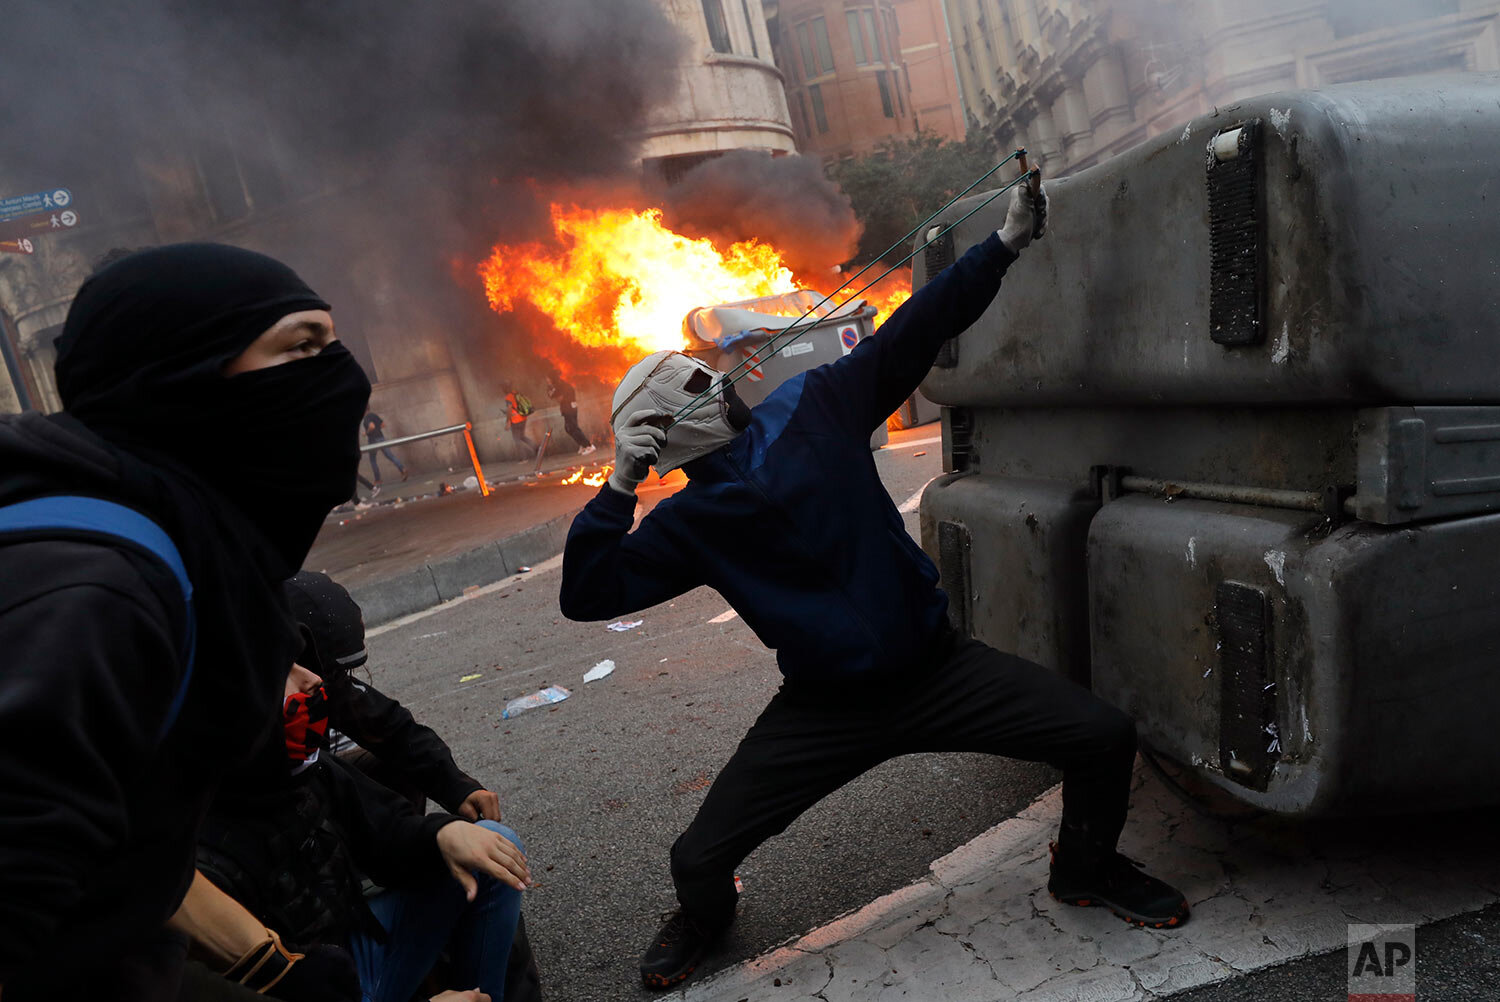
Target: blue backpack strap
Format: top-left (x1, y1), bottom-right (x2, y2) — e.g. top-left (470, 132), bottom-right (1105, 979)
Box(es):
top-left (0, 495), bottom-right (196, 741)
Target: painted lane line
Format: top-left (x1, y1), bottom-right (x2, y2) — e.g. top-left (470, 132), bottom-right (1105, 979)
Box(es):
top-left (708, 608), bottom-right (740, 624)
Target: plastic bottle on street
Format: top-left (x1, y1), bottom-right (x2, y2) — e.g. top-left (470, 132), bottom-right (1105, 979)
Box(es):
top-left (502, 685), bottom-right (571, 719)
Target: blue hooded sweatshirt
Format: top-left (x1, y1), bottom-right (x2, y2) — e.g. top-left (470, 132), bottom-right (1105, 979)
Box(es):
top-left (559, 232), bottom-right (1017, 682)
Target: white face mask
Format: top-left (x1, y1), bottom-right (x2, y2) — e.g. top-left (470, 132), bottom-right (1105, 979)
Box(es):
top-left (610, 351), bottom-right (748, 475)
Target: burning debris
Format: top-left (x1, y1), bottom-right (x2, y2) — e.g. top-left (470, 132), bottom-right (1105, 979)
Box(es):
top-left (478, 202), bottom-right (912, 387)
top-left (559, 464), bottom-right (615, 488)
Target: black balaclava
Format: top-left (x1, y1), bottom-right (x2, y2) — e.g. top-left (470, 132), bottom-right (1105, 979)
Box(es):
top-left (56, 243), bottom-right (371, 574)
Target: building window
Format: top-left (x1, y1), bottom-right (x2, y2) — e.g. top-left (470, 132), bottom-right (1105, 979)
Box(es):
top-left (895, 69), bottom-right (905, 115)
top-left (809, 83), bottom-right (830, 133)
top-left (740, 0), bottom-right (760, 57)
top-left (848, 8), bottom-right (886, 66)
top-left (876, 70), bottom-right (895, 118)
top-left (796, 21), bottom-right (816, 76)
top-left (847, 10), bottom-right (868, 65)
top-left (703, 0), bottom-right (732, 53)
top-left (811, 16), bottom-right (835, 72)
top-left (794, 90), bottom-right (810, 136)
top-left (864, 9), bottom-right (884, 62)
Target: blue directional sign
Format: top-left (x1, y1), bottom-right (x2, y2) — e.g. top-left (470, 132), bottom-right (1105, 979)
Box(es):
top-left (0, 188), bottom-right (74, 224)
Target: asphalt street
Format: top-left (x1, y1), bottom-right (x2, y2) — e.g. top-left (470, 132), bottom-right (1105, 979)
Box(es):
top-left (361, 433), bottom-right (1061, 1002)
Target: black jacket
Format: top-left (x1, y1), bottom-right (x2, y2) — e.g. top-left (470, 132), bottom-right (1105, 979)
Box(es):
top-left (197, 752), bottom-right (459, 950)
top-left (327, 674), bottom-right (483, 813)
top-left (0, 413), bottom-right (298, 988)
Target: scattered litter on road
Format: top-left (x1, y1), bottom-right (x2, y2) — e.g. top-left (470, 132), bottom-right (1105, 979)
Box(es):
top-left (463, 585), bottom-right (480, 597)
top-left (708, 608), bottom-right (739, 624)
top-left (502, 685), bottom-right (571, 718)
top-left (734, 875), bottom-right (744, 894)
top-left (418, 631), bottom-right (448, 640)
top-left (606, 620), bottom-right (643, 632)
top-left (1203, 667), bottom-right (1212, 678)
top-left (518, 565), bottom-right (532, 573)
top-left (459, 672), bottom-right (483, 683)
top-left (463, 475), bottom-right (479, 489)
top-left (583, 659), bottom-right (616, 683)
top-left (913, 451), bottom-right (927, 457)
top-left (659, 657), bottom-right (668, 663)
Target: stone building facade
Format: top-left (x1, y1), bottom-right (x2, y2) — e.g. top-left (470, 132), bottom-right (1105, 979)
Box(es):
top-left (943, 0), bottom-right (1500, 175)
top-left (641, 0), bottom-right (797, 183)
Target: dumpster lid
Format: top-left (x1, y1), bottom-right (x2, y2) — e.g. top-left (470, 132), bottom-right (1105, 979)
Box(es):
top-left (684, 290), bottom-right (873, 350)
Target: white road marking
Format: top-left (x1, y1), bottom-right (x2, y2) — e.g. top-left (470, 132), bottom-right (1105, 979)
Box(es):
top-left (897, 475), bottom-right (939, 514)
top-left (366, 552), bottom-right (565, 638)
top-left (708, 608), bottom-right (740, 624)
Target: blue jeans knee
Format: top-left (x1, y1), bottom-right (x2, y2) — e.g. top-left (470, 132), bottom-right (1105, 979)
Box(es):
top-left (475, 819), bottom-right (524, 856)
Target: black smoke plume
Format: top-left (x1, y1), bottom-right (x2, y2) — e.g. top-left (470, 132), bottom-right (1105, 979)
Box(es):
top-left (659, 151), bottom-right (861, 278)
top-left (0, 0), bottom-right (683, 258)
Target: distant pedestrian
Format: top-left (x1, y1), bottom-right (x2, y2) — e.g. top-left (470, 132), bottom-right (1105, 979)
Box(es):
top-left (505, 386), bottom-right (538, 457)
top-left (362, 410), bottom-right (407, 483)
top-left (547, 374), bottom-right (595, 456)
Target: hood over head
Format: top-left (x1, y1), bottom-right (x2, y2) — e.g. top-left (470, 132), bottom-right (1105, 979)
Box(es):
top-left (285, 570), bottom-right (368, 678)
top-left (56, 242), bottom-right (371, 573)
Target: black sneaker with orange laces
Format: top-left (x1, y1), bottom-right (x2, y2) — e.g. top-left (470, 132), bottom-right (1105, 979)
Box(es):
top-left (1048, 841), bottom-right (1190, 929)
top-left (640, 909), bottom-right (730, 990)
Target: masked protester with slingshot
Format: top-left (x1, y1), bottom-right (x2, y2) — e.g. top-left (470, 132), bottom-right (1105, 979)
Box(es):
top-left (559, 172), bottom-right (1189, 991)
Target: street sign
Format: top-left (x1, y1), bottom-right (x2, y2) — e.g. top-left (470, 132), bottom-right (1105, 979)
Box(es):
top-left (0, 209), bottom-right (81, 243)
top-left (0, 238), bottom-right (35, 255)
top-left (0, 188), bottom-right (74, 224)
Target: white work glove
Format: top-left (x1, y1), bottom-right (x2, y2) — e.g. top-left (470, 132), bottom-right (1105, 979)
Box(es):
top-left (996, 178), bottom-right (1048, 253)
top-left (609, 409), bottom-right (669, 496)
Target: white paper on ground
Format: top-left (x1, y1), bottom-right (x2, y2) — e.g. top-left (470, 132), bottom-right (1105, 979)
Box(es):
top-left (606, 620), bottom-right (643, 632)
top-left (584, 659), bottom-right (616, 683)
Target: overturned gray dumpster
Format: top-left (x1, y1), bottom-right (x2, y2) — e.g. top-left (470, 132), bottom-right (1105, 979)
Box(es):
top-left (917, 75), bottom-right (1500, 816)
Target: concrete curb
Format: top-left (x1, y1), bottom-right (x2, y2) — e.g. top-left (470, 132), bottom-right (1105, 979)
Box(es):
top-left (348, 506), bottom-right (582, 626)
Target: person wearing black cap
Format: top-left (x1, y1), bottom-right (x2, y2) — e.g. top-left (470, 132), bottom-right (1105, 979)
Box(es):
top-left (0, 243), bottom-right (371, 1000)
top-left (283, 570), bottom-right (501, 821)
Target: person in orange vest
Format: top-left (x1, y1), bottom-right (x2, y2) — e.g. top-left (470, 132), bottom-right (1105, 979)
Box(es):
top-left (504, 385), bottom-right (537, 458)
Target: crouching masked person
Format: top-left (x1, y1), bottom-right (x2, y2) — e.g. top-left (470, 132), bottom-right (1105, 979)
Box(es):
top-left (195, 661), bottom-right (531, 1002)
top-left (284, 571), bottom-right (500, 819)
top-left (559, 180), bottom-right (1190, 991)
top-left (0, 244), bottom-right (370, 1000)
top-left (283, 570), bottom-right (542, 1000)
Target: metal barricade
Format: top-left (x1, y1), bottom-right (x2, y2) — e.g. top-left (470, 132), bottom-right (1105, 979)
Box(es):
top-left (360, 422), bottom-right (490, 498)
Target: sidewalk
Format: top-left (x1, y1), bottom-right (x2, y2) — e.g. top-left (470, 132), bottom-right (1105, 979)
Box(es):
top-left (673, 764), bottom-right (1500, 1001)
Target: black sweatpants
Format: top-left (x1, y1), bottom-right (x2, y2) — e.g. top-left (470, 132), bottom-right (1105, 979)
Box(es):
top-left (669, 631), bottom-right (1137, 925)
top-left (560, 404), bottom-right (592, 449)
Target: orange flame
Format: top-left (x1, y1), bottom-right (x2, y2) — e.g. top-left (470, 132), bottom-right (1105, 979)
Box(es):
top-left (480, 205), bottom-right (799, 358)
top-left (477, 202), bottom-right (914, 392)
top-left (559, 463), bottom-right (614, 487)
